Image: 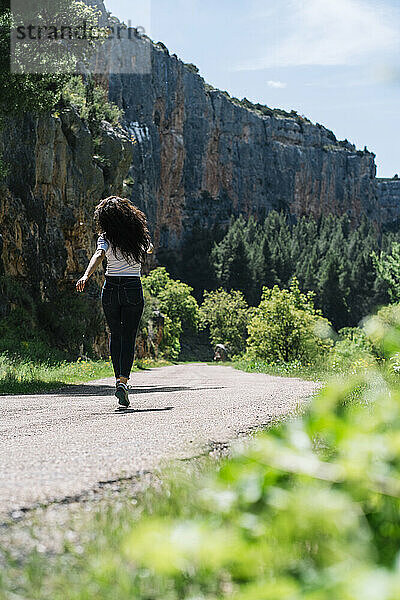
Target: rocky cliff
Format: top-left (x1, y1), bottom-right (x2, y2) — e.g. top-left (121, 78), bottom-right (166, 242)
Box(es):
top-left (107, 41), bottom-right (381, 260)
top-left (0, 107), bottom-right (133, 355)
top-left (84, 1), bottom-right (395, 252)
top-left (376, 178), bottom-right (400, 228)
top-left (1, 109), bottom-right (132, 286)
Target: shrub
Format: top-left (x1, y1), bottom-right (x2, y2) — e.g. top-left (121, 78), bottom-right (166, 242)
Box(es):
top-left (363, 302), bottom-right (400, 362)
top-left (159, 315), bottom-right (182, 360)
top-left (246, 278), bottom-right (333, 363)
top-left (137, 289), bottom-right (166, 358)
top-left (0, 275), bottom-right (101, 361)
top-left (38, 287), bottom-right (104, 358)
top-left (0, 275), bottom-right (59, 362)
top-left (323, 326), bottom-right (376, 374)
top-left (199, 288), bottom-right (250, 356)
top-left (338, 326), bottom-right (374, 353)
top-left (142, 268), bottom-right (199, 359)
top-left (184, 63), bottom-right (199, 74)
top-left (327, 338), bottom-right (376, 374)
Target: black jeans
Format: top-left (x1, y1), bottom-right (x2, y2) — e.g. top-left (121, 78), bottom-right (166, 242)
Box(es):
top-left (101, 276), bottom-right (144, 379)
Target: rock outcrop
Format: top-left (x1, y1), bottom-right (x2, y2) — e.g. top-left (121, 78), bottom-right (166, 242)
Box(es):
top-left (376, 178), bottom-right (400, 227)
top-left (1, 109), bottom-right (131, 284)
top-left (108, 43), bottom-right (381, 256)
top-left (0, 108), bottom-right (133, 355)
top-left (83, 1), bottom-right (398, 246)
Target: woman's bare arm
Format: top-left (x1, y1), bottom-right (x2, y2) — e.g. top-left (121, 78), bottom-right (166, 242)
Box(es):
top-left (76, 249), bottom-right (105, 292)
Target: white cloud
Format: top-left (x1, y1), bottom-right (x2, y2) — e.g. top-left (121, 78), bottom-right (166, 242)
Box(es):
top-left (234, 0), bottom-right (399, 70)
top-left (267, 80), bottom-right (287, 88)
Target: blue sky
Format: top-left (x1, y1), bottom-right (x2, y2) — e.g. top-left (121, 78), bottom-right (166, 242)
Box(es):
top-left (104, 0), bottom-right (400, 177)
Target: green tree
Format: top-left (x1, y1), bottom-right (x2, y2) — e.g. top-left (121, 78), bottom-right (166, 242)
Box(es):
top-left (0, 1), bottom-right (103, 115)
top-left (171, 222), bottom-right (223, 299)
top-left (199, 288), bottom-right (250, 355)
top-left (209, 210), bottom-right (397, 330)
top-left (62, 75), bottom-right (123, 129)
top-left (211, 215), bottom-right (253, 301)
top-left (317, 252), bottom-right (350, 329)
top-left (252, 235), bottom-right (279, 303)
top-left (372, 242), bottom-right (400, 302)
top-left (264, 210), bottom-right (292, 287)
top-left (142, 267), bottom-right (199, 359)
top-left (247, 277), bottom-right (332, 363)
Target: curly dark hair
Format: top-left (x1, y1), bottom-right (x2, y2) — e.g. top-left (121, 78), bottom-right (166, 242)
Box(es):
top-left (94, 196), bottom-right (151, 264)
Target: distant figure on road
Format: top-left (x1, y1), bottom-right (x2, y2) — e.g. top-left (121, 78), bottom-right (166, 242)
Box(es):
top-left (214, 344), bottom-right (229, 362)
top-left (76, 196), bottom-right (153, 410)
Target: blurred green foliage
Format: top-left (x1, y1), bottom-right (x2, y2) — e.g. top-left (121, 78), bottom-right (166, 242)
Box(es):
top-left (365, 303), bottom-right (400, 370)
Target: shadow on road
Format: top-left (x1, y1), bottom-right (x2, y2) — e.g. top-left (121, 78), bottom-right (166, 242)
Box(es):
top-left (52, 384), bottom-right (225, 397)
top-left (113, 406), bottom-right (174, 414)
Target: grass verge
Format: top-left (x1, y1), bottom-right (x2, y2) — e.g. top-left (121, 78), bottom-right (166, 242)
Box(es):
top-left (231, 353), bottom-right (386, 382)
top-left (0, 355), bottom-right (171, 395)
top-left (205, 357), bottom-right (329, 380)
top-left (231, 357), bottom-right (329, 381)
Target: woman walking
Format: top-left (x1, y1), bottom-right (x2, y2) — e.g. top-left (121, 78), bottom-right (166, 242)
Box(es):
top-left (76, 196), bottom-right (153, 409)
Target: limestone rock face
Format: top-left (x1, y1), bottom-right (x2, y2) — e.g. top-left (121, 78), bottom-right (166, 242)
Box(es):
top-left (82, 0), bottom-right (398, 242)
top-left (1, 108), bottom-right (131, 291)
top-left (108, 45), bottom-right (381, 255)
top-left (84, 0), bottom-right (398, 246)
top-left (0, 108), bottom-right (133, 354)
top-left (376, 178), bottom-right (400, 226)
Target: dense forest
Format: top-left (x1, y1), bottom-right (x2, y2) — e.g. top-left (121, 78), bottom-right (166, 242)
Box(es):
top-left (170, 212), bottom-right (398, 330)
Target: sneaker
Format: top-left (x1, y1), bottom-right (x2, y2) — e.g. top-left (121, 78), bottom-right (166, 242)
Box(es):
top-left (115, 383), bottom-right (130, 409)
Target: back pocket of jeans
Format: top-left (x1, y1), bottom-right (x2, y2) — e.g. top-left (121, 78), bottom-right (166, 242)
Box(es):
top-left (122, 285), bottom-right (144, 306)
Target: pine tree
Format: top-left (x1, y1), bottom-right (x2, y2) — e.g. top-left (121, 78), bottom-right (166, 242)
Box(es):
top-left (317, 252), bottom-right (349, 328)
top-left (252, 234), bottom-right (279, 303)
top-left (264, 211), bottom-right (292, 286)
top-left (211, 216), bottom-right (253, 301)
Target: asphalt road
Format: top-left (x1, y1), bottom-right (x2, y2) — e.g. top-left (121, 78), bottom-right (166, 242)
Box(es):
top-left (0, 364), bottom-right (319, 519)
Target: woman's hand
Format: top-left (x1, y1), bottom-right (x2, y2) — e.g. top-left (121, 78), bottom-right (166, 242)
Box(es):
top-left (76, 276), bottom-right (88, 292)
top-left (75, 250), bottom-right (104, 293)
